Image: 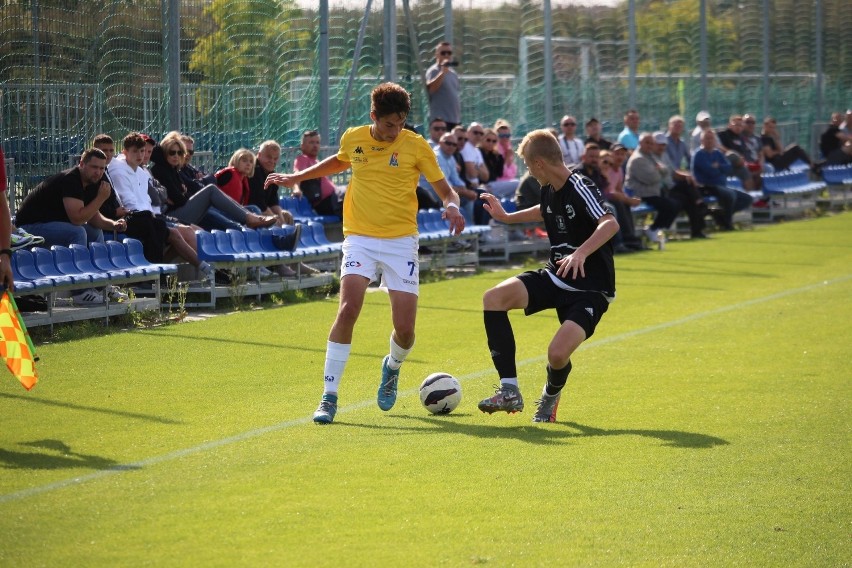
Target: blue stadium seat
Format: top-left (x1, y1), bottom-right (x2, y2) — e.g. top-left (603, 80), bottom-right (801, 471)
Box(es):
top-left (123, 238), bottom-right (178, 275)
top-left (50, 246), bottom-right (110, 286)
top-left (222, 230), bottom-right (265, 261)
top-left (212, 230), bottom-right (252, 261)
top-left (106, 241), bottom-right (158, 276)
top-left (30, 247), bottom-right (79, 286)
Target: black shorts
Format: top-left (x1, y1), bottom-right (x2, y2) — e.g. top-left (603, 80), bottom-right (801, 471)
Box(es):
top-left (517, 269), bottom-right (610, 339)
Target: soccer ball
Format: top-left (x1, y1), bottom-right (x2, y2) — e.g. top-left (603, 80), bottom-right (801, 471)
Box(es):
top-left (419, 372), bottom-right (462, 414)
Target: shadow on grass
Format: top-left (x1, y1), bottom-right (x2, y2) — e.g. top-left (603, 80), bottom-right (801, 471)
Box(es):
top-left (0, 393), bottom-right (183, 425)
top-left (338, 415), bottom-right (729, 449)
top-left (0, 439), bottom-right (139, 471)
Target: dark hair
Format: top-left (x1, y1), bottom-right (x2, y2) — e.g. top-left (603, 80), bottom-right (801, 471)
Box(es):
top-left (92, 134), bottom-right (113, 146)
top-left (123, 132), bottom-right (145, 150)
top-left (81, 148), bottom-right (107, 163)
top-left (584, 142), bottom-right (601, 151)
top-left (371, 82), bottom-right (410, 120)
top-left (430, 117), bottom-right (446, 126)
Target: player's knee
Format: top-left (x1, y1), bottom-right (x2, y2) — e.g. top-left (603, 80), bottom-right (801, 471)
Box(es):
top-left (482, 287), bottom-right (507, 311)
top-left (394, 327), bottom-right (415, 347)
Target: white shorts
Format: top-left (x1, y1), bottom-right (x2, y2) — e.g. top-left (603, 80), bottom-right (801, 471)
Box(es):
top-left (340, 235), bottom-right (420, 295)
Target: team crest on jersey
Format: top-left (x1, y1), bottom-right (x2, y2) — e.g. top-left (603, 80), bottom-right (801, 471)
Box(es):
top-left (353, 146), bottom-right (364, 154)
top-left (564, 204), bottom-right (576, 219)
top-left (388, 152), bottom-right (399, 167)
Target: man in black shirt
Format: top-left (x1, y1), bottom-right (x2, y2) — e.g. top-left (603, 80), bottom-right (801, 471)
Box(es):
top-left (476, 129), bottom-right (619, 423)
top-left (16, 148), bottom-right (126, 248)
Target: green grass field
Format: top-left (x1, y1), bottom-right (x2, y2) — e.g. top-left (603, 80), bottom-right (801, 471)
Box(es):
top-left (1, 214), bottom-right (850, 567)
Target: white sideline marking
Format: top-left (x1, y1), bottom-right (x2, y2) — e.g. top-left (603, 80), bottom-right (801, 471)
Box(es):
top-left (1, 275), bottom-right (849, 505)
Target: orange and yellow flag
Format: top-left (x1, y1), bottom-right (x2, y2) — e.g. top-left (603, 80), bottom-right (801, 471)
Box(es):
top-left (0, 291), bottom-right (39, 390)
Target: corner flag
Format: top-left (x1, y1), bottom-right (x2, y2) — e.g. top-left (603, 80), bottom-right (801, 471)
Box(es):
top-left (0, 291), bottom-right (39, 390)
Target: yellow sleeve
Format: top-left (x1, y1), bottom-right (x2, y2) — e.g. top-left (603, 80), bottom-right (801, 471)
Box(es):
top-left (416, 136), bottom-right (445, 184)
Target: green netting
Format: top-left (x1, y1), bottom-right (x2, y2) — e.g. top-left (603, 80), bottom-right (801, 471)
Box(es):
top-left (2, 0), bottom-right (851, 201)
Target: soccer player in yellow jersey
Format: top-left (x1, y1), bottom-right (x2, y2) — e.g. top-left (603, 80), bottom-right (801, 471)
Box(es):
top-left (265, 82), bottom-right (465, 424)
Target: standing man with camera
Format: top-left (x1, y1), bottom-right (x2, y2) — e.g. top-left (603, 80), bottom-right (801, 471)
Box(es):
top-left (426, 41), bottom-right (461, 130)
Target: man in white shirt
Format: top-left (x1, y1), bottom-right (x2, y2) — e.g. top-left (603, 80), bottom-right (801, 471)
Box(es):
top-left (460, 122), bottom-right (489, 186)
top-left (558, 115), bottom-right (584, 165)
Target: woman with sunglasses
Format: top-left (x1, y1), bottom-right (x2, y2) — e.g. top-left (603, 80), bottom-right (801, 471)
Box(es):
top-left (478, 127), bottom-right (519, 201)
top-left (150, 133), bottom-right (276, 230)
top-left (494, 119), bottom-right (518, 181)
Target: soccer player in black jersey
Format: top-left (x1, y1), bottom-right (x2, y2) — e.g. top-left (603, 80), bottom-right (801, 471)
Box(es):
top-left (477, 129), bottom-right (619, 423)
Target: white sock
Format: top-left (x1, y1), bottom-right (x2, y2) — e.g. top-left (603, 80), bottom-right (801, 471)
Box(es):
top-left (323, 341), bottom-right (351, 394)
top-left (500, 378), bottom-right (519, 388)
top-left (387, 333), bottom-right (413, 370)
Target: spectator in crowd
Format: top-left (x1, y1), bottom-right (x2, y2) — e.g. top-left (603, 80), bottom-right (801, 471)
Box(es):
top-left (825, 140), bottom-right (852, 166)
top-left (427, 118), bottom-right (448, 149)
top-left (652, 132), bottom-right (707, 239)
top-left (215, 149), bottom-right (254, 205)
top-left (584, 117), bottom-right (612, 150)
top-left (264, 82), bottom-right (464, 424)
top-left (575, 143), bottom-right (608, 193)
top-left (475, 129), bottom-right (618, 421)
top-left (461, 122), bottom-right (489, 187)
top-left (820, 112), bottom-right (848, 159)
top-left (665, 115), bottom-right (691, 168)
top-left (0, 145), bottom-right (14, 290)
top-left (690, 111), bottom-right (716, 152)
top-left (557, 115), bottom-right (584, 165)
top-left (624, 132), bottom-right (678, 243)
top-left (428, 132), bottom-right (475, 221)
top-left (494, 119), bottom-right (518, 182)
top-left (741, 114), bottom-right (764, 174)
top-left (599, 149), bottom-right (642, 251)
top-left (514, 171), bottom-right (542, 211)
top-left (691, 129), bottom-right (753, 230)
top-left (15, 148), bottom-right (128, 304)
top-left (611, 143), bottom-right (629, 174)
top-left (479, 128), bottom-right (516, 199)
top-left (717, 115), bottom-right (754, 190)
top-left (91, 134), bottom-right (116, 167)
top-left (150, 134), bottom-right (276, 229)
top-left (248, 140), bottom-right (294, 226)
top-left (760, 116), bottom-right (816, 173)
top-left (842, 110), bottom-right (852, 136)
top-left (616, 109), bottom-right (641, 151)
top-left (106, 133), bottom-right (213, 279)
top-left (292, 130), bottom-right (345, 217)
top-left (425, 42), bottom-right (461, 129)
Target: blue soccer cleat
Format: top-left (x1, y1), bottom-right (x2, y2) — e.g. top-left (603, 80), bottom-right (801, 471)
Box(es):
top-left (377, 355), bottom-right (399, 411)
top-left (313, 393), bottom-right (338, 424)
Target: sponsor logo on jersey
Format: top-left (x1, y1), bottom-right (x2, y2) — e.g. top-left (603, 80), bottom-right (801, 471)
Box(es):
top-left (353, 146), bottom-right (364, 154)
top-left (585, 307), bottom-right (594, 316)
top-left (388, 152), bottom-right (399, 167)
top-left (556, 215), bottom-right (567, 231)
top-left (371, 146), bottom-right (386, 152)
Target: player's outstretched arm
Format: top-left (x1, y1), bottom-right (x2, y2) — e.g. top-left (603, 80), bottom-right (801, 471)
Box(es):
top-left (265, 156), bottom-right (350, 189)
top-left (481, 192), bottom-right (542, 224)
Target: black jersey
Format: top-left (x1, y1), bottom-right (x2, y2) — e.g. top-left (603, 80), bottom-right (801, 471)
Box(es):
top-left (539, 172), bottom-right (616, 299)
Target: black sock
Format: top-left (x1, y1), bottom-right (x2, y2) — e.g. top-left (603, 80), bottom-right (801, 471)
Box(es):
top-left (484, 310), bottom-right (516, 378)
top-left (545, 361), bottom-right (572, 396)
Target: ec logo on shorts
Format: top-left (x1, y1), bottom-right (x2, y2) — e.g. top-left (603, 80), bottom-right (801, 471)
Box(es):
top-left (388, 152), bottom-right (399, 167)
top-left (344, 261), bottom-right (362, 268)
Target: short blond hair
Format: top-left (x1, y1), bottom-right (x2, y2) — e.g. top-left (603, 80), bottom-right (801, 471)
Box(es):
top-left (228, 148), bottom-right (256, 177)
top-left (517, 129), bottom-right (562, 165)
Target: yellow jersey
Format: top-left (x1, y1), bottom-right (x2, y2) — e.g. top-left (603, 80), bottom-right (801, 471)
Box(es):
top-left (337, 125), bottom-right (445, 238)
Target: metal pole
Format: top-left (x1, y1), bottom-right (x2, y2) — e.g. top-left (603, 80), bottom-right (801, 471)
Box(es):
top-left (543, 0), bottom-right (553, 128)
top-left (319, 0), bottom-right (329, 142)
top-left (167, 0), bottom-right (181, 132)
top-left (699, 0), bottom-right (707, 111)
top-left (627, 0), bottom-right (637, 108)
top-left (815, 0), bottom-right (823, 121)
top-left (383, 0), bottom-right (397, 83)
top-left (761, 0), bottom-right (770, 117)
top-left (337, 0), bottom-right (373, 144)
top-left (402, 0), bottom-right (429, 126)
top-left (444, 0), bottom-right (453, 46)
